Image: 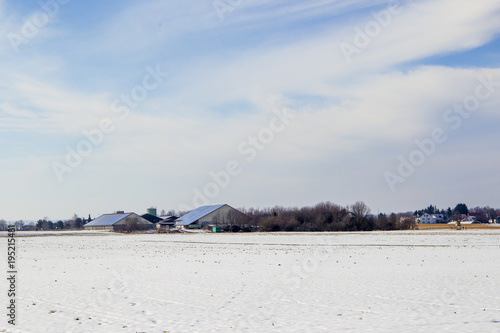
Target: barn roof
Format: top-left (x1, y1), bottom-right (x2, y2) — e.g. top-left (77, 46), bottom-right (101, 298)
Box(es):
top-left (84, 213), bottom-right (132, 226)
top-left (175, 204), bottom-right (226, 226)
top-left (159, 216), bottom-right (178, 224)
top-left (141, 213), bottom-right (163, 223)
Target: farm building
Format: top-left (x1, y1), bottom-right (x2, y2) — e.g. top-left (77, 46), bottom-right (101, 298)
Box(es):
top-left (418, 213), bottom-right (446, 224)
top-left (157, 216), bottom-right (178, 230)
top-left (84, 212), bottom-right (153, 231)
top-left (461, 216), bottom-right (480, 224)
top-left (141, 213), bottom-right (163, 224)
top-left (175, 204), bottom-right (245, 229)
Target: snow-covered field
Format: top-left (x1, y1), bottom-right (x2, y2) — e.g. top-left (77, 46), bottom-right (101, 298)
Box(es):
top-left (1, 230), bottom-right (500, 333)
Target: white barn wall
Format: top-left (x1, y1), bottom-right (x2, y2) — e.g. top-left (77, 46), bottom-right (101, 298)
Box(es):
top-left (114, 213), bottom-right (152, 226)
top-left (200, 205), bottom-right (241, 225)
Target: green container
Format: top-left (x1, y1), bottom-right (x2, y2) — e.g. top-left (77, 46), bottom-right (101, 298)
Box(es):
top-left (213, 227), bottom-right (222, 233)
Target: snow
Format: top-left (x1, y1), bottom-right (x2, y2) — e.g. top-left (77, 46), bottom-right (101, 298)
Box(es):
top-left (1, 230), bottom-right (500, 332)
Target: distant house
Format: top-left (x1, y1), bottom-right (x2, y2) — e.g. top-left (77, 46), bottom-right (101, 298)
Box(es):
top-left (487, 214), bottom-right (499, 223)
top-left (468, 213), bottom-right (488, 223)
top-left (461, 216), bottom-right (479, 224)
top-left (175, 204), bottom-right (245, 229)
top-left (419, 213), bottom-right (446, 224)
top-left (84, 212), bottom-right (153, 231)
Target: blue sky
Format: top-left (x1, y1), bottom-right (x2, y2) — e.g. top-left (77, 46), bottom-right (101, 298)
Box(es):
top-left (1, 0), bottom-right (500, 221)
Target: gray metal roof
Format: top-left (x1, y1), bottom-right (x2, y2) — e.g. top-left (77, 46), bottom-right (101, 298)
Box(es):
top-left (84, 213), bottom-right (132, 226)
top-left (175, 204), bottom-right (225, 226)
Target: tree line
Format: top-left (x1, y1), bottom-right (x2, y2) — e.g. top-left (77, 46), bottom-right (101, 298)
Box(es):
top-left (0, 214), bottom-right (92, 231)
top-left (201, 201), bottom-right (416, 232)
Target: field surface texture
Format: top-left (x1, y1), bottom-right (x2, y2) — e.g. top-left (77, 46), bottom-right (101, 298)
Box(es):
top-left (1, 230), bottom-right (499, 333)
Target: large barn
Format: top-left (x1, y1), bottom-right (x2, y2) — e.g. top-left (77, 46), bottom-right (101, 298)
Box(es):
top-left (84, 212), bottom-right (153, 231)
top-left (175, 204), bottom-right (245, 229)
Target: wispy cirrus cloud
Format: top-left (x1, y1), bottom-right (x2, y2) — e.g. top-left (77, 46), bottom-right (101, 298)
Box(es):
top-left (0, 0), bottom-right (500, 220)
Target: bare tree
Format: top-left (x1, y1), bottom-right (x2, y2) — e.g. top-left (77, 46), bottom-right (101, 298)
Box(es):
top-left (166, 209), bottom-right (177, 216)
top-left (14, 220), bottom-right (25, 231)
top-left (0, 219), bottom-right (7, 231)
top-left (212, 212), bottom-right (225, 225)
top-left (349, 201), bottom-right (373, 231)
top-left (226, 210), bottom-right (249, 226)
top-left (124, 218), bottom-right (139, 232)
top-left (350, 201), bottom-right (371, 218)
top-left (399, 216), bottom-right (417, 230)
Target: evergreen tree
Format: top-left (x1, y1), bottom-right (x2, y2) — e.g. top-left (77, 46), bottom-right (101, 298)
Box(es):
top-left (453, 203), bottom-right (469, 215)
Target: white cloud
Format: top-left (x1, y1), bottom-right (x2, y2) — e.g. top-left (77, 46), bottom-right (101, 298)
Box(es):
top-left (1, 0), bottom-right (500, 219)
top-left (0, 74), bottom-right (111, 133)
top-left (154, 0), bottom-right (500, 115)
top-left (341, 0), bottom-right (500, 66)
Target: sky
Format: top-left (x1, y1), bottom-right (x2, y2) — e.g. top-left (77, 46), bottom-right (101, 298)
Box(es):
top-left (1, 0), bottom-right (500, 221)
